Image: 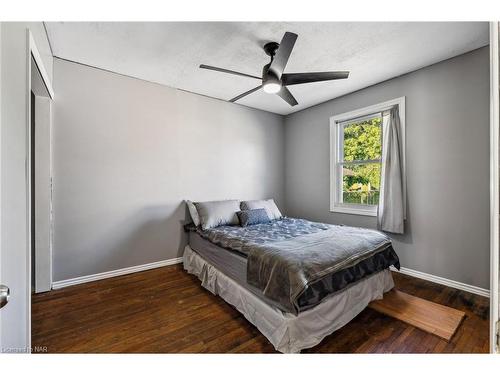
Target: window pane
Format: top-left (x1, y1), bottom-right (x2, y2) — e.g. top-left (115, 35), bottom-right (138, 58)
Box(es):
top-left (342, 163), bottom-right (381, 205)
top-left (343, 117), bottom-right (382, 161)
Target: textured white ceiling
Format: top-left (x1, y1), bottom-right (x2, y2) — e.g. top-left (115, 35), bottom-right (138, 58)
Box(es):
top-left (45, 22), bottom-right (489, 115)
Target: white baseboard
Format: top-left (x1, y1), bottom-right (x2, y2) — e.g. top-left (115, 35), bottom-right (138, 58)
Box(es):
top-left (52, 257), bottom-right (184, 289)
top-left (390, 266), bottom-right (490, 298)
top-left (51, 258), bottom-right (490, 299)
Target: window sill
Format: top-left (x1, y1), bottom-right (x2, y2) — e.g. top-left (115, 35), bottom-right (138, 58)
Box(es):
top-left (330, 206), bottom-right (377, 217)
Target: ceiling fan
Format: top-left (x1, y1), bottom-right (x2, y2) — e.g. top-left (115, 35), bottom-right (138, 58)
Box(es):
top-left (199, 31), bottom-right (349, 107)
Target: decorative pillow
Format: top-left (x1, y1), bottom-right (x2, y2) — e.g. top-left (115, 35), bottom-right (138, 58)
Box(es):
top-left (237, 209), bottom-right (270, 227)
top-left (240, 199), bottom-right (283, 221)
top-left (194, 200), bottom-right (241, 230)
top-left (185, 200), bottom-right (200, 227)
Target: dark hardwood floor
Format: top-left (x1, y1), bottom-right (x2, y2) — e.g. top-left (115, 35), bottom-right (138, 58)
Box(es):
top-left (31, 265), bottom-right (490, 353)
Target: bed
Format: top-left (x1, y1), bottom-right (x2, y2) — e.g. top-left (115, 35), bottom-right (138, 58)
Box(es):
top-left (182, 209), bottom-right (400, 353)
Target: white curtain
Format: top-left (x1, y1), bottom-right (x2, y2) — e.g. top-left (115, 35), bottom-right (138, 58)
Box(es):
top-left (378, 106), bottom-right (404, 234)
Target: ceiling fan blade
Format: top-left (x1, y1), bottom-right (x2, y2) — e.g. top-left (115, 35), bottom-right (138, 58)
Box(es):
top-left (269, 32), bottom-right (298, 79)
top-left (277, 86), bottom-right (298, 106)
top-left (282, 71), bottom-right (350, 86)
top-left (200, 64), bottom-right (261, 80)
top-left (229, 85), bottom-right (262, 102)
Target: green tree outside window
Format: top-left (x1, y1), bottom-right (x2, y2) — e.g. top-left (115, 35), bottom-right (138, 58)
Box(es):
top-left (341, 117), bottom-right (382, 205)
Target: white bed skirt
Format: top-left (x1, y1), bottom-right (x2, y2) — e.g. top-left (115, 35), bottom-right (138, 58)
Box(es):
top-left (183, 245), bottom-right (394, 353)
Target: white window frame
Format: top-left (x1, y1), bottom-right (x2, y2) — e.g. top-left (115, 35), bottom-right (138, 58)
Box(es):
top-left (330, 97), bottom-right (406, 216)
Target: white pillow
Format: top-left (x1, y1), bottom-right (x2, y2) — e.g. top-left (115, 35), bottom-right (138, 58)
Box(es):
top-left (240, 199), bottom-right (283, 221)
top-left (194, 200), bottom-right (241, 230)
top-left (185, 200), bottom-right (200, 227)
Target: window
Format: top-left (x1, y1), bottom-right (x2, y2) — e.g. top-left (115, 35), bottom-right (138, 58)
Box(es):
top-left (330, 97), bottom-right (405, 216)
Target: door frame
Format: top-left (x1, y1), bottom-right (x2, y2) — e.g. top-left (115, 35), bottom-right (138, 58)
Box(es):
top-left (25, 29), bottom-right (53, 347)
top-left (489, 21), bottom-right (499, 354)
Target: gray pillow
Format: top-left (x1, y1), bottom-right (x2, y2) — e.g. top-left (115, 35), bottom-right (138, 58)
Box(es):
top-left (185, 200), bottom-right (200, 227)
top-left (240, 199), bottom-right (283, 221)
top-left (194, 200), bottom-right (241, 230)
top-left (237, 209), bottom-right (270, 227)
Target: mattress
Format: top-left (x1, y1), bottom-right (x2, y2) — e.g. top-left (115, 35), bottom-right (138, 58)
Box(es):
top-left (188, 231), bottom-right (291, 312)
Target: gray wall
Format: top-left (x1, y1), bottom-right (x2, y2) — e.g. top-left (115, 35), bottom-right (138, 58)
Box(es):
top-left (52, 58), bottom-right (285, 281)
top-left (284, 47), bottom-right (490, 289)
top-left (53, 46), bottom-right (490, 290)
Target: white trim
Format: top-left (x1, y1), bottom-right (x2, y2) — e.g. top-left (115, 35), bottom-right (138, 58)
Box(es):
top-left (331, 205), bottom-right (377, 217)
top-left (25, 29), bottom-right (54, 350)
top-left (329, 97), bottom-right (406, 217)
top-left (331, 97), bottom-right (406, 124)
top-left (489, 21), bottom-right (500, 354)
top-left (391, 266), bottom-right (490, 298)
top-left (51, 257), bottom-right (184, 289)
top-left (28, 32), bottom-right (54, 99)
top-left (25, 29), bottom-right (32, 350)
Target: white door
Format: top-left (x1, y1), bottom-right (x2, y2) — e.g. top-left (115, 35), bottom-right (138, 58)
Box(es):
top-left (490, 21), bottom-right (500, 354)
top-left (0, 24), bottom-right (54, 353)
top-left (0, 23), bottom-right (33, 353)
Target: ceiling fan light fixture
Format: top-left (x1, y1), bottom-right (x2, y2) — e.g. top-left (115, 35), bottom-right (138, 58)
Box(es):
top-left (263, 81), bottom-right (281, 94)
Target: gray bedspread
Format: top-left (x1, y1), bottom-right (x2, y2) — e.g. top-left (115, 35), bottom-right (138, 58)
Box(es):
top-left (192, 218), bottom-right (332, 256)
top-left (246, 225), bottom-right (392, 314)
top-left (186, 218), bottom-right (398, 314)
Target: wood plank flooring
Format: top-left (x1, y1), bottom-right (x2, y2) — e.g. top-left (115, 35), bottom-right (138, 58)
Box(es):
top-left (368, 289), bottom-right (466, 341)
top-left (31, 265), bottom-right (490, 353)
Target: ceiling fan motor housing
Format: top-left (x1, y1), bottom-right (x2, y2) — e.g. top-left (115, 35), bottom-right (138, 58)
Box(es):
top-left (263, 42), bottom-right (280, 57)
